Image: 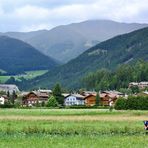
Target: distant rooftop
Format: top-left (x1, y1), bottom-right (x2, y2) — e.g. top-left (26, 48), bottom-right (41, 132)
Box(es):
top-left (0, 84), bottom-right (19, 93)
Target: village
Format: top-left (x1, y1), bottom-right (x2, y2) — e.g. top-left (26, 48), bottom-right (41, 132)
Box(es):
top-left (0, 81), bottom-right (147, 108)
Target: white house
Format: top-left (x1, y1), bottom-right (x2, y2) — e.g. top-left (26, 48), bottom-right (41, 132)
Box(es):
top-left (64, 94), bottom-right (85, 106)
top-left (0, 96), bottom-right (5, 105)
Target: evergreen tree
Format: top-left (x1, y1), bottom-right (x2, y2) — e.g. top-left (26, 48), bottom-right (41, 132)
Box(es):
top-left (11, 90), bottom-right (17, 104)
top-left (82, 60), bottom-right (148, 91)
top-left (96, 93), bottom-right (101, 106)
top-left (53, 83), bottom-right (62, 96)
top-left (7, 91), bottom-right (10, 98)
top-left (130, 86), bottom-right (140, 94)
top-left (47, 95), bottom-right (58, 107)
top-left (52, 83), bottom-right (64, 105)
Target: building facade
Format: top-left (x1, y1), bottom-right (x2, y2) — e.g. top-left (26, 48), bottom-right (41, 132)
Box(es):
top-left (64, 94), bottom-right (85, 106)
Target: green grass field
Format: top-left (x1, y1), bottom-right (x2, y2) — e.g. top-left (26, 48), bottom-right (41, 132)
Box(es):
top-left (0, 70), bottom-right (48, 83)
top-left (0, 109), bottom-right (147, 147)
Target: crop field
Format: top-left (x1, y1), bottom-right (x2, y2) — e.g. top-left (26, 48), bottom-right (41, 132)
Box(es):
top-left (0, 109), bottom-right (148, 148)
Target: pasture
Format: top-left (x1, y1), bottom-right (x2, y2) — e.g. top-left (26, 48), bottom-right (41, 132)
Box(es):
top-left (0, 70), bottom-right (48, 83)
top-left (0, 109), bottom-right (147, 148)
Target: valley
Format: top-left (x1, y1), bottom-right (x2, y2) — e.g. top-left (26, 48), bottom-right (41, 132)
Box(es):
top-left (0, 1), bottom-right (148, 148)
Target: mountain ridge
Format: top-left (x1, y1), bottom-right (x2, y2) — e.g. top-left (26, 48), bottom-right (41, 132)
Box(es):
top-left (1, 20), bottom-right (148, 63)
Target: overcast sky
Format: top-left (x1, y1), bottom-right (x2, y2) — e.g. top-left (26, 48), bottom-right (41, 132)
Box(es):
top-left (0, 0), bottom-right (148, 32)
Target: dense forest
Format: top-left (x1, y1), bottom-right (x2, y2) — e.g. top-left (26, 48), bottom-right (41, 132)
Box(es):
top-left (8, 60), bottom-right (148, 92)
top-left (82, 60), bottom-right (148, 91)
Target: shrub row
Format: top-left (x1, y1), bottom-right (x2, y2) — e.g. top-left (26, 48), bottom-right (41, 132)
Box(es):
top-left (115, 96), bottom-right (148, 110)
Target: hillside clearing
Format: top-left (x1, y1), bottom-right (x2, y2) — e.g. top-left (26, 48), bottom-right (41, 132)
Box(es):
top-left (0, 70), bottom-right (48, 83)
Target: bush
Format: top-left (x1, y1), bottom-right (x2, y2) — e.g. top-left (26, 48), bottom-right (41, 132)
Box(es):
top-left (47, 95), bottom-right (58, 107)
top-left (115, 96), bottom-right (148, 110)
top-left (114, 98), bottom-right (127, 110)
top-left (14, 101), bottom-right (21, 108)
top-left (127, 96), bottom-right (148, 110)
top-left (0, 101), bottom-right (14, 108)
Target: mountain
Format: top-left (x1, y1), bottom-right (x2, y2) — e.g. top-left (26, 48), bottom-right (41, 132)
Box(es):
top-left (2, 20), bottom-right (148, 63)
top-left (19, 27), bottom-right (148, 90)
top-left (0, 36), bottom-right (58, 74)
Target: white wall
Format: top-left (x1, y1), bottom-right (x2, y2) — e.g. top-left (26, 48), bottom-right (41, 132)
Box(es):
top-left (65, 96), bottom-right (84, 106)
top-left (0, 97), bottom-right (5, 105)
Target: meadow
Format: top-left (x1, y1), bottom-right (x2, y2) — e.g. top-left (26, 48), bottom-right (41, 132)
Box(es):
top-left (0, 70), bottom-right (48, 83)
top-left (0, 109), bottom-right (147, 148)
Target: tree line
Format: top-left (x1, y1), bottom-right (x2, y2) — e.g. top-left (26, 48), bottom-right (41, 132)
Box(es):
top-left (82, 60), bottom-right (148, 92)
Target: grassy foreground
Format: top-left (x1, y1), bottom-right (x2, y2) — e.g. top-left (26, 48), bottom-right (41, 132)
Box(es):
top-left (0, 109), bottom-right (147, 147)
top-left (0, 135), bottom-right (148, 148)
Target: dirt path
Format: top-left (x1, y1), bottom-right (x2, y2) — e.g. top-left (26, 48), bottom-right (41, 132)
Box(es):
top-left (0, 115), bottom-right (147, 121)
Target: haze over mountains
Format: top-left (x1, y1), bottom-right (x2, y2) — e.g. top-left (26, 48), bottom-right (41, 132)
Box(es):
top-left (1, 20), bottom-right (148, 63)
top-left (20, 27), bottom-right (148, 90)
top-left (0, 36), bottom-right (58, 74)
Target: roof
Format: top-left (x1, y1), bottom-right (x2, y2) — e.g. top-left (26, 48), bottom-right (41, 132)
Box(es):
top-left (72, 94), bottom-right (85, 98)
top-left (129, 82), bottom-right (139, 85)
top-left (32, 91), bottom-right (49, 97)
top-left (102, 90), bottom-right (123, 95)
top-left (65, 94), bottom-right (85, 99)
top-left (129, 82), bottom-right (148, 85)
top-left (84, 94), bottom-right (96, 99)
top-left (139, 82), bottom-right (148, 85)
top-left (25, 91), bottom-right (49, 98)
top-left (81, 91), bottom-right (97, 97)
top-left (0, 84), bottom-right (19, 92)
top-left (38, 89), bottom-right (52, 93)
top-left (62, 93), bottom-right (70, 97)
top-left (100, 93), bottom-right (108, 98)
top-left (100, 91), bottom-right (118, 99)
top-left (20, 92), bottom-right (30, 96)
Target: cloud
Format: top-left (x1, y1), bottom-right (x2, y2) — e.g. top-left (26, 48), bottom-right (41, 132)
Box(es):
top-left (0, 0), bottom-right (148, 32)
top-left (14, 5), bottom-right (50, 20)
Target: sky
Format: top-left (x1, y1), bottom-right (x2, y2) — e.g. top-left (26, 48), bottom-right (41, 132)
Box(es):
top-left (0, 0), bottom-right (148, 32)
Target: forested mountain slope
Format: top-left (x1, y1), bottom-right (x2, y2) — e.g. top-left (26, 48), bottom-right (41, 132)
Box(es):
top-left (0, 36), bottom-right (58, 74)
top-left (18, 27), bottom-right (148, 90)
